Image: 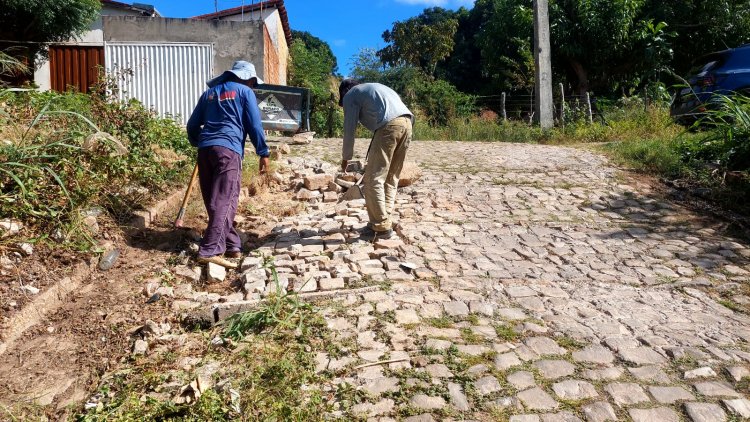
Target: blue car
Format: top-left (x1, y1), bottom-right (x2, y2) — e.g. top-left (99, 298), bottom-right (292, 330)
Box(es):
top-left (671, 44), bottom-right (750, 123)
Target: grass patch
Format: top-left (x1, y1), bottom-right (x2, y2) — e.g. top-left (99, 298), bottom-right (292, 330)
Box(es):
top-left (0, 83), bottom-right (191, 249)
top-left (426, 317), bottom-right (455, 329)
top-left (495, 323), bottom-right (521, 342)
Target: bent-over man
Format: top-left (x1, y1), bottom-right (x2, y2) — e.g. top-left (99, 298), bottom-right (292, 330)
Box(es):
top-left (339, 79), bottom-right (414, 240)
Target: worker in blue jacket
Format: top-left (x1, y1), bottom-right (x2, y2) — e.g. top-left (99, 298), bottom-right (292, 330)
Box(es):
top-left (187, 61), bottom-right (269, 270)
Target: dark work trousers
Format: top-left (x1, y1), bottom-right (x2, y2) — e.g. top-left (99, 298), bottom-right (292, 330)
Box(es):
top-left (197, 146), bottom-right (242, 258)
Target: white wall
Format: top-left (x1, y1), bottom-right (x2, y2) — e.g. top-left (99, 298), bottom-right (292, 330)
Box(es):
top-left (34, 5), bottom-right (143, 90)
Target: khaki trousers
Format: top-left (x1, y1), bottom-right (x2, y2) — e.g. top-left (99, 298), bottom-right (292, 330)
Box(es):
top-left (364, 116), bottom-right (412, 232)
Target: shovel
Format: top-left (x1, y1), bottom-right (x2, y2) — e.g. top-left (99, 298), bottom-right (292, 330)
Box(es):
top-left (174, 163), bottom-right (199, 228)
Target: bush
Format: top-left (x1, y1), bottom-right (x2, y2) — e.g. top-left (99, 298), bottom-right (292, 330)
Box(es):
top-left (0, 85), bottom-right (190, 247)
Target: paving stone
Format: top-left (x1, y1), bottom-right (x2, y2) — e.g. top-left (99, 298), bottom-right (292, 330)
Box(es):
top-left (540, 412), bottom-right (583, 422)
top-left (648, 385), bottom-right (695, 404)
top-left (581, 401), bottom-right (618, 422)
top-left (572, 345), bottom-right (615, 364)
top-left (403, 414), bottom-right (436, 422)
top-left (469, 301), bottom-right (495, 316)
top-left (723, 398), bottom-right (750, 418)
top-left (685, 367), bottom-right (718, 379)
top-left (517, 387), bottom-right (559, 411)
top-left (457, 344), bottom-right (491, 356)
top-left (319, 277), bottom-right (345, 291)
top-left (362, 377), bottom-right (400, 396)
top-left (510, 416), bottom-right (540, 422)
top-left (350, 398), bottom-right (395, 417)
top-left (506, 286), bottom-right (538, 298)
top-left (684, 402), bottom-right (727, 422)
top-left (425, 364), bottom-right (453, 379)
top-left (628, 366), bottom-right (671, 383)
top-left (395, 309), bottom-right (421, 325)
top-left (629, 407), bottom-right (681, 422)
top-left (424, 339), bottom-right (452, 352)
top-left (604, 382), bottom-right (650, 406)
top-left (583, 367), bottom-right (624, 381)
top-left (497, 308), bottom-right (528, 320)
top-left (495, 352), bottom-right (522, 370)
top-left (444, 301), bottom-right (470, 317)
top-left (525, 336), bottom-right (567, 356)
top-left (447, 382), bottom-right (470, 412)
top-left (533, 360), bottom-right (576, 380)
top-left (475, 375), bottom-right (503, 396)
top-left (507, 371), bottom-right (536, 390)
top-left (409, 394), bottom-right (446, 411)
top-left (727, 366), bottom-right (750, 382)
top-left (551, 380), bottom-right (599, 400)
top-left (693, 381), bottom-right (742, 398)
top-left (618, 347), bottom-right (667, 365)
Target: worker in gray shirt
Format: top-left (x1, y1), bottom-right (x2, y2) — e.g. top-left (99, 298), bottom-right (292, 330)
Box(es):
top-left (339, 79), bottom-right (414, 239)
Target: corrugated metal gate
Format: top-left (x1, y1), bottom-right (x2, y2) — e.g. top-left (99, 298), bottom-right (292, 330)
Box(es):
top-left (104, 43), bottom-right (213, 124)
top-left (49, 45), bottom-right (105, 93)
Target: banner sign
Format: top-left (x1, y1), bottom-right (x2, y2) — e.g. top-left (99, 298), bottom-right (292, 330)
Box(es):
top-left (254, 84), bottom-right (309, 132)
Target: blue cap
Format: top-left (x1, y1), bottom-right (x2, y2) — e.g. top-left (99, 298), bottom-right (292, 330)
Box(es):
top-left (207, 61), bottom-right (264, 88)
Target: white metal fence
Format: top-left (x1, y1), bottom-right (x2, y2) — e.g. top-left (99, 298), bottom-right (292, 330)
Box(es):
top-left (104, 42), bottom-right (214, 125)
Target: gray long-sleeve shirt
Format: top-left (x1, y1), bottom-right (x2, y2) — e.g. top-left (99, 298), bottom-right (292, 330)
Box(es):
top-left (342, 83), bottom-right (413, 161)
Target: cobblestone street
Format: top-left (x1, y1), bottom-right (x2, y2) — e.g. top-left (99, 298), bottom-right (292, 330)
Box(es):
top-left (274, 139), bottom-right (750, 421)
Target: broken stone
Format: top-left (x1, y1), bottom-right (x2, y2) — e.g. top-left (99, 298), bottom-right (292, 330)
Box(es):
top-left (206, 263), bottom-right (226, 283)
top-left (0, 219), bottom-right (22, 238)
top-left (133, 339), bottom-right (148, 355)
top-left (398, 162), bottom-right (422, 187)
top-left (304, 174), bottom-right (334, 191)
top-left (448, 382), bottom-right (470, 412)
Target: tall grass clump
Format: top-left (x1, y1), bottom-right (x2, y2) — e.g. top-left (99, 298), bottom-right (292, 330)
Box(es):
top-left (0, 77), bottom-right (191, 248)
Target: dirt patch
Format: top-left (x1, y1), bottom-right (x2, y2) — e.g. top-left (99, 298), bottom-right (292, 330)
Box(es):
top-left (0, 160), bottom-right (302, 419)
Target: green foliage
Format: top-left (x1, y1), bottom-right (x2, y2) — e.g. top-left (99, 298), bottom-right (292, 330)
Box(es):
top-left (288, 31), bottom-right (341, 137)
top-left (0, 0), bottom-right (100, 69)
top-left (0, 84), bottom-right (190, 247)
top-left (684, 94), bottom-right (750, 171)
top-left (378, 7), bottom-right (459, 76)
top-left (350, 50), bottom-right (475, 127)
top-left (224, 259), bottom-right (316, 341)
top-left (0, 49), bottom-right (28, 82)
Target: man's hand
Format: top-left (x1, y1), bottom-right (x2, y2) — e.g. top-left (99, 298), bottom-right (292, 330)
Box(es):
top-left (341, 159), bottom-right (348, 172)
top-left (259, 156), bottom-right (270, 175)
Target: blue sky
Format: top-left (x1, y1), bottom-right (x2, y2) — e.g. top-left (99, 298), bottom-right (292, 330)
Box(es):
top-left (153, 0), bottom-right (476, 76)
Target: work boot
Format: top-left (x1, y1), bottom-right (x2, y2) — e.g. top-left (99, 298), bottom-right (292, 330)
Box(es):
top-left (359, 225), bottom-right (395, 241)
top-left (224, 250), bottom-right (242, 259)
top-left (197, 255), bottom-right (238, 269)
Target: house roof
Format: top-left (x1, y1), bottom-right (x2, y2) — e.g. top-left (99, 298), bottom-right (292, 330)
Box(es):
top-left (101, 0), bottom-right (161, 17)
top-left (192, 0), bottom-right (292, 45)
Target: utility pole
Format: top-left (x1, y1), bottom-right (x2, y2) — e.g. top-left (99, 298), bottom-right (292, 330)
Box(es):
top-left (533, 0), bottom-right (554, 129)
top-left (214, 0), bottom-right (218, 13)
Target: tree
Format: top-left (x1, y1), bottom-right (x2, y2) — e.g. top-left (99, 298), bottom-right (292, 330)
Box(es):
top-left (290, 30), bottom-right (339, 76)
top-left (378, 8), bottom-right (459, 76)
top-left (0, 0), bottom-right (100, 75)
top-left (288, 32), bottom-right (340, 136)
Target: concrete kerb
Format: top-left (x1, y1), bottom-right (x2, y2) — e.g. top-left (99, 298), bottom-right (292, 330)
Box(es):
top-left (185, 286), bottom-right (383, 327)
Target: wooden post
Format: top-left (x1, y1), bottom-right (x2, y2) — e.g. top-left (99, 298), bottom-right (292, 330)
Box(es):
top-left (559, 83), bottom-right (565, 129)
top-left (501, 92), bottom-right (507, 122)
top-left (585, 92), bottom-right (593, 124)
top-left (533, 0), bottom-right (554, 129)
